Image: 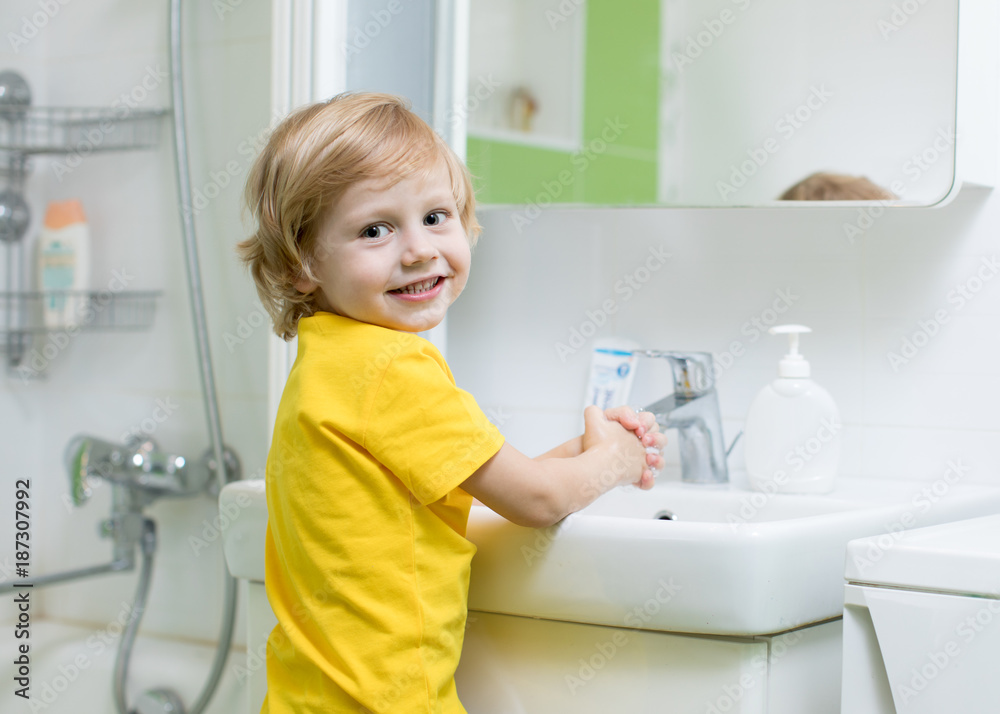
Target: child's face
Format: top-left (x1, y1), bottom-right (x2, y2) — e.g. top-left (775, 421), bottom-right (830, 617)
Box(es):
top-left (297, 158), bottom-right (471, 333)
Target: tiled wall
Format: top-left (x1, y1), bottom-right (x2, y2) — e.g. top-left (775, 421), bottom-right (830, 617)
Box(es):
top-left (0, 0), bottom-right (272, 645)
top-left (2, 0), bottom-right (998, 674)
top-left (449, 187), bottom-right (1000, 488)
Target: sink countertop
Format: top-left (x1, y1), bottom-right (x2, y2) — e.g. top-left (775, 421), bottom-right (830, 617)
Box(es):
top-left (219, 474), bottom-right (1000, 637)
top-left (466, 475), bottom-right (1000, 636)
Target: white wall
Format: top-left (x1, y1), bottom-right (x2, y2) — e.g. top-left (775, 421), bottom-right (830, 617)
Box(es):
top-left (449, 186), bottom-right (1000, 488)
top-left (1, 0), bottom-right (997, 702)
top-left (0, 0), bottom-right (272, 658)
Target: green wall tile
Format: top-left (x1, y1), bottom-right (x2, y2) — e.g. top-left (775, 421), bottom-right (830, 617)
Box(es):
top-left (467, 0), bottom-right (660, 205)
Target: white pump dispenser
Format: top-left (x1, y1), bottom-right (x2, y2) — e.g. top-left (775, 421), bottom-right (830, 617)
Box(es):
top-left (744, 325), bottom-right (841, 494)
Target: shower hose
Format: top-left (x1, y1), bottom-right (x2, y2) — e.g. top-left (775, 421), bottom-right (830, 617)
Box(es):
top-left (111, 1), bottom-right (240, 712)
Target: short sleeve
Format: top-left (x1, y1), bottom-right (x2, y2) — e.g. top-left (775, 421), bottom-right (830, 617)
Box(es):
top-left (363, 343), bottom-right (504, 505)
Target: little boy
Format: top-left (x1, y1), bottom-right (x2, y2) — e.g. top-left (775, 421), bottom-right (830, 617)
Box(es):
top-left (238, 92), bottom-right (665, 714)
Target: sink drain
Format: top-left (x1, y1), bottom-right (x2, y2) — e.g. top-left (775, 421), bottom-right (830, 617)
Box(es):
top-left (654, 509), bottom-right (677, 521)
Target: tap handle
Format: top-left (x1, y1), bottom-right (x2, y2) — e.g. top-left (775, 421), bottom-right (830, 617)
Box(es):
top-left (64, 436), bottom-right (125, 505)
top-left (632, 350), bottom-right (715, 397)
top-left (64, 436), bottom-right (95, 507)
top-left (63, 435), bottom-right (157, 505)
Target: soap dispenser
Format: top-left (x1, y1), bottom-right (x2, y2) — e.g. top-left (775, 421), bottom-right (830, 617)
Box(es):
top-left (744, 325), bottom-right (841, 494)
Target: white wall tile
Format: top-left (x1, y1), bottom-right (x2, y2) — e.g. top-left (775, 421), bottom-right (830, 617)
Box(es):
top-left (859, 425), bottom-right (1000, 485)
top-left (6, 0), bottom-right (1000, 685)
top-left (0, 1), bottom-right (269, 651)
top-left (451, 192), bottom-right (1000, 489)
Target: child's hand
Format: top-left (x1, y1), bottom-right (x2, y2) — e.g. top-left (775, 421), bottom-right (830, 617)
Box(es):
top-left (604, 406), bottom-right (666, 489)
top-left (581, 406), bottom-right (659, 491)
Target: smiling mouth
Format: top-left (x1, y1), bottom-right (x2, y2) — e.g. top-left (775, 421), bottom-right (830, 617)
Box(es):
top-left (389, 277), bottom-right (442, 295)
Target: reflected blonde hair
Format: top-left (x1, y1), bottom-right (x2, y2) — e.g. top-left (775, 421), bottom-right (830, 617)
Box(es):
top-left (237, 92), bottom-right (480, 340)
top-left (779, 172), bottom-right (897, 201)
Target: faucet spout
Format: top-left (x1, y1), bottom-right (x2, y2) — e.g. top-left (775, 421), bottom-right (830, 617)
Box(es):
top-left (636, 351), bottom-right (729, 485)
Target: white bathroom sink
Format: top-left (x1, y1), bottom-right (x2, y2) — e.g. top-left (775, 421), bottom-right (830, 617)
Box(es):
top-left (220, 474), bottom-right (1000, 637)
top-left (577, 481), bottom-right (862, 522)
top-left (466, 475), bottom-right (1000, 636)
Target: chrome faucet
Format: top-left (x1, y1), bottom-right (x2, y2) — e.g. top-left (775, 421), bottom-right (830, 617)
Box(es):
top-left (0, 435), bottom-right (239, 596)
top-left (635, 350), bottom-right (729, 485)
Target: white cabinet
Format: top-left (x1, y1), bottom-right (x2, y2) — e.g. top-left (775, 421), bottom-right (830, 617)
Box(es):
top-left (456, 612), bottom-right (842, 714)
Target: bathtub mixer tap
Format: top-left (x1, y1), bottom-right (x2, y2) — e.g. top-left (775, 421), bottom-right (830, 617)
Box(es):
top-left (0, 436), bottom-right (239, 595)
top-left (68, 434), bottom-right (239, 503)
top-left (634, 350), bottom-right (731, 485)
top-left (69, 433), bottom-right (241, 562)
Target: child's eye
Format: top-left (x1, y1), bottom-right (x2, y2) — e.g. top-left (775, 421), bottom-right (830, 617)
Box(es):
top-left (424, 211), bottom-right (449, 227)
top-left (361, 224), bottom-right (390, 240)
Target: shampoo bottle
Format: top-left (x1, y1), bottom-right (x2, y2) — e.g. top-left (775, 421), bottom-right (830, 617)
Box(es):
top-left (38, 199), bottom-right (90, 329)
top-left (744, 325), bottom-right (841, 494)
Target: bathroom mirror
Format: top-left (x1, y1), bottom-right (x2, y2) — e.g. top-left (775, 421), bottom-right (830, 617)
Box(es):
top-left (465, 0), bottom-right (959, 208)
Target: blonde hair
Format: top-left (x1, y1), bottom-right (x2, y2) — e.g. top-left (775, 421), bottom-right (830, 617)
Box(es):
top-left (779, 172), bottom-right (897, 201)
top-left (237, 92), bottom-right (481, 340)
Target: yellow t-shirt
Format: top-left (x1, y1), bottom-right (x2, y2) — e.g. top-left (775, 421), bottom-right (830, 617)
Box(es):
top-left (262, 313), bottom-right (504, 714)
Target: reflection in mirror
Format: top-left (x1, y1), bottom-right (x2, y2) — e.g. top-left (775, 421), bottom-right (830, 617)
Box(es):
top-left (466, 0), bottom-right (959, 208)
top-left (778, 172), bottom-right (898, 201)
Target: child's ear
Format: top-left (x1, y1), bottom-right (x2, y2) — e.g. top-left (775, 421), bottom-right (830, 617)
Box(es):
top-left (293, 265), bottom-right (319, 294)
top-left (294, 275), bottom-right (318, 294)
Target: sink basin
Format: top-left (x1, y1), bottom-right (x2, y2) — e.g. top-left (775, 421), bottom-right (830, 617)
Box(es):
top-left (220, 473), bottom-right (1000, 638)
top-left (466, 474), bottom-right (1000, 636)
top-left (577, 481), bottom-right (862, 523)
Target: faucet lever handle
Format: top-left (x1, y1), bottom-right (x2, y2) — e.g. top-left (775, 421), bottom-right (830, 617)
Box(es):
top-left (65, 436), bottom-right (95, 507)
top-left (633, 350), bottom-right (715, 397)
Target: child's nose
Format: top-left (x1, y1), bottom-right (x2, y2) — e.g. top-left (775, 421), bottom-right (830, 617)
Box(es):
top-left (399, 227), bottom-right (438, 264)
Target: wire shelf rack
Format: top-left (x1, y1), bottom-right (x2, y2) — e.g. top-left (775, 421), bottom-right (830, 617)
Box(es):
top-left (2, 290), bottom-right (162, 371)
top-left (0, 290), bottom-right (161, 336)
top-left (0, 106), bottom-right (168, 155)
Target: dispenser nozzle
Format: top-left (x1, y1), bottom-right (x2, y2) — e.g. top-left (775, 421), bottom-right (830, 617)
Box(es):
top-left (769, 325), bottom-right (812, 378)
